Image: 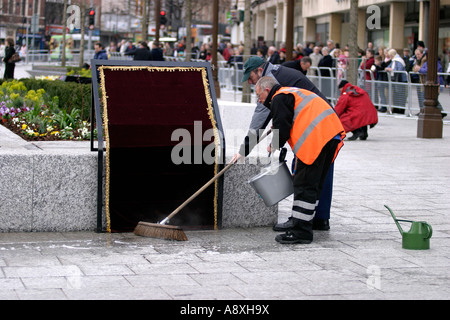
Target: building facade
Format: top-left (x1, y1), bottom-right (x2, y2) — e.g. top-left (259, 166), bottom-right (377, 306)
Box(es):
top-left (243, 0), bottom-right (450, 54)
top-left (0, 0), bottom-right (46, 47)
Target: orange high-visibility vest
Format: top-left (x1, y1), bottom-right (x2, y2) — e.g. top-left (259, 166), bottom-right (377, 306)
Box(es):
top-left (272, 87), bottom-right (346, 165)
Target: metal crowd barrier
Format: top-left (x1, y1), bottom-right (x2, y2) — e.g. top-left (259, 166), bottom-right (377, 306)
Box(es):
top-left (108, 52), bottom-right (133, 61)
top-left (356, 69), bottom-right (448, 117)
top-left (18, 50), bottom-right (134, 64)
top-left (304, 67), bottom-right (449, 117)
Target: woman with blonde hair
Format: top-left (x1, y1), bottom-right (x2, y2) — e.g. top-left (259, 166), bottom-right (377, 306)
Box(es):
top-left (2, 37), bottom-right (16, 80)
top-left (377, 46), bottom-right (385, 60)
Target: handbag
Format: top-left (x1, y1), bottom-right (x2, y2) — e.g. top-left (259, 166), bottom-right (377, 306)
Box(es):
top-left (8, 53), bottom-right (21, 63)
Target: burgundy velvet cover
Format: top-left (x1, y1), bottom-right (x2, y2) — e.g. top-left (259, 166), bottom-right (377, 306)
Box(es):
top-left (99, 67), bottom-right (219, 232)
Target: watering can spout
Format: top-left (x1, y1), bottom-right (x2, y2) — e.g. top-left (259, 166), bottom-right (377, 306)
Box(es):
top-left (385, 205), bottom-right (404, 235)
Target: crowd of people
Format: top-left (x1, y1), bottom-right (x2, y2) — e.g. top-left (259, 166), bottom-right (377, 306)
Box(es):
top-left (213, 38), bottom-right (447, 117)
top-left (2, 35), bottom-right (450, 116)
top-left (94, 39), bottom-right (165, 62)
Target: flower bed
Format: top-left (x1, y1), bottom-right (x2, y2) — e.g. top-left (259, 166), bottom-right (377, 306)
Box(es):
top-left (0, 80), bottom-right (96, 141)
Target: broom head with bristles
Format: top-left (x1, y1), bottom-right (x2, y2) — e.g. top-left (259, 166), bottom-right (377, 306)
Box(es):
top-left (134, 221), bottom-right (188, 241)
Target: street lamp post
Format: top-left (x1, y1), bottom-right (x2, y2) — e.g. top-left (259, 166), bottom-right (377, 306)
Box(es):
top-left (417, 0), bottom-right (443, 138)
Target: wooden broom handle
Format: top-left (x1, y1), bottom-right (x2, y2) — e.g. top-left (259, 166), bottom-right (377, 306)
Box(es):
top-left (163, 129), bottom-right (272, 223)
top-left (165, 161), bottom-right (235, 221)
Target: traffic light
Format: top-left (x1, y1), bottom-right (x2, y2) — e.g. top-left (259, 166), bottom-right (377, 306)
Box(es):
top-left (160, 10), bottom-right (167, 25)
top-left (88, 9), bottom-right (95, 29)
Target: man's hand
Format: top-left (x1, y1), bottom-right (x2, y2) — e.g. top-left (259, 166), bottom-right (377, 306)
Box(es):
top-left (231, 152), bottom-right (244, 164)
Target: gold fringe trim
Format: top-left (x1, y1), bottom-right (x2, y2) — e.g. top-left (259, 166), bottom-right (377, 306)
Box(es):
top-left (98, 66), bottom-right (220, 232)
top-left (98, 67), bottom-right (111, 233)
top-left (199, 68), bottom-right (221, 231)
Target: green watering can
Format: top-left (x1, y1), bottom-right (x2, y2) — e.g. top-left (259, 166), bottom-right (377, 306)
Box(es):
top-left (385, 205), bottom-right (433, 250)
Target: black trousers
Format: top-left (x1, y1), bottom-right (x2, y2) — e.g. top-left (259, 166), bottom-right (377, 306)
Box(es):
top-left (291, 138), bottom-right (340, 222)
top-left (3, 63), bottom-right (15, 80)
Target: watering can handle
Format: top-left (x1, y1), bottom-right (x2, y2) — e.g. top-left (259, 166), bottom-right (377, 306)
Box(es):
top-left (424, 223), bottom-right (433, 239)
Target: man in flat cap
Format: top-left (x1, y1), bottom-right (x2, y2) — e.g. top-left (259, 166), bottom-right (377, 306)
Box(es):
top-left (233, 56), bottom-right (337, 232)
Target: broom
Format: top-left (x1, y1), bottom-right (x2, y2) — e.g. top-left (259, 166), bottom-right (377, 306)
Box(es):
top-left (134, 129), bottom-right (272, 241)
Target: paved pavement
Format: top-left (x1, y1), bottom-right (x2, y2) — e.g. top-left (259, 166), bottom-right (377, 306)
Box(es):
top-left (1, 63), bottom-right (450, 302)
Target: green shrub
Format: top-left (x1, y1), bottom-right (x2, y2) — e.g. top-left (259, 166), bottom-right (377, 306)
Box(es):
top-left (1, 79), bottom-right (97, 141)
top-left (20, 79), bottom-right (92, 122)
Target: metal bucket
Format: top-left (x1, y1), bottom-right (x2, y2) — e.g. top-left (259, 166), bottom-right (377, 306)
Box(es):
top-left (248, 161), bottom-right (294, 207)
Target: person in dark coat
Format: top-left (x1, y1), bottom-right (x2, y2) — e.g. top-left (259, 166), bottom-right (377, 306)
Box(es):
top-left (334, 80), bottom-right (378, 140)
top-left (318, 47), bottom-right (333, 76)
top-left (267, 46), bottom-right (280, 64)
top-left (126, 41), bottom-right (153, 61)
top-left (282, 56), bottom-right (312, 75)
top-left (94, 42), bottom-right (108, 60)
top-left (232, 56), bottom-right (336, 232)
top-left (151, 42), bottom-right (164, 61)
top-left (124, 41), bottom-right (136, 55)
top-left (2, 37), bottom-right (16, 80)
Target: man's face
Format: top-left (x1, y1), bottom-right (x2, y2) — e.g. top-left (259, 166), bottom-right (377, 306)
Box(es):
top-left (255, 85), bottom-right (269, 104)
top-left (415, 50), bottom-right (423, 60)
top-left (94, 45), bottom-right (100, 53)
top-left (301, 62), bottom-right (311, 71)
top-left (247, 68), bottom-right (262, 85)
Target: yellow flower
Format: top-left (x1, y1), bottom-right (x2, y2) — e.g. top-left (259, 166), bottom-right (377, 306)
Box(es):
top-left (22, 124), bottom-right (27, 130)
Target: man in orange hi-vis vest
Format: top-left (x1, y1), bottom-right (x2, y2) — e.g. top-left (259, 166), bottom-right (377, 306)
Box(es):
top-left (255, 76), bottom-right (346, 244)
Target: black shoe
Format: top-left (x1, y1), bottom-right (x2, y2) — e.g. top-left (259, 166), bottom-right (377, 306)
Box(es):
top-left (442, 112), bottom-right (447, 119)
top-left (275, 231), bottom-right (312, 244)
top-left (347, 130), bottom-right (363, 141)
top-left (312, 219), bottom-right (330, 231)
top-left (273, 217), bottom-right (295, 231)
top-left (378, 107), bottom-right (387, 113)
top-left (275, 219), bottom-right (313, 244)
top-left (360, 126), bottom-right (368, 140)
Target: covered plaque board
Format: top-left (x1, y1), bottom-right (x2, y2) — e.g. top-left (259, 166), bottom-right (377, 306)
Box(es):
top-left (91, 60), bottom-right (225, 232)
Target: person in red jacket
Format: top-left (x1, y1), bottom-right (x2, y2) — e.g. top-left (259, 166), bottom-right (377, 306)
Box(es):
top-left (334, 80), bottom-right (378, 141)
top-left (360, 49), bottom-right (375, 81)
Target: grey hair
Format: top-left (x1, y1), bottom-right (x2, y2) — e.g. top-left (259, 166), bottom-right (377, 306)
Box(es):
top-left (256, 76), bottom-right (277, 91)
